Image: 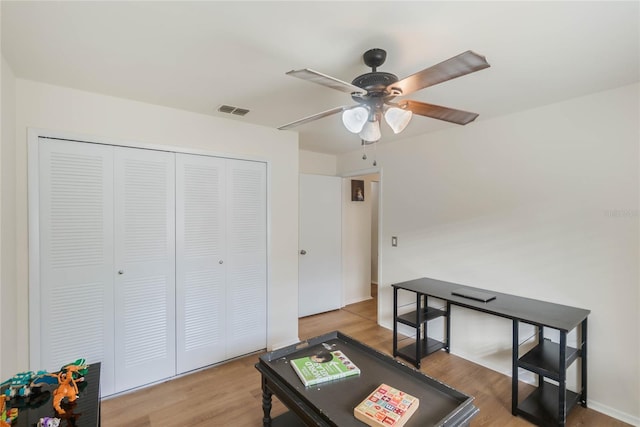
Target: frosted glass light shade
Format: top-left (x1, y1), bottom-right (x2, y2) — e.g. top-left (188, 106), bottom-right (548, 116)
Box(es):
top-left (359, 120), bottom-right (381, 142)
top-left (384, 107), bottom-right (413, 134)
top-left (342, 107), bottom-right (369, 133)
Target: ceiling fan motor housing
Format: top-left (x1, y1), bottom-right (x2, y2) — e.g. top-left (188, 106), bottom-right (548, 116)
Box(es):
top-left (351, 72), bottom-right (398, 102)
top-left (352, 48), bottom-right (399, 103)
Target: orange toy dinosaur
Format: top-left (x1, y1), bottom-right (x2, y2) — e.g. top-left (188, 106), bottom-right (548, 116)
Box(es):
top-left (52, 365), bottom-right (82, 415)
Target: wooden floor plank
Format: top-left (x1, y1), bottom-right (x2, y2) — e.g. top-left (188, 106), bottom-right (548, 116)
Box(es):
top-left (101, 289), bottom-right (629, 426)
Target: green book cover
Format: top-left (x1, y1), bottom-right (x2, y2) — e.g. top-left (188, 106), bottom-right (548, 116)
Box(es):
top-left (290, 349), bottom-right (360, 386)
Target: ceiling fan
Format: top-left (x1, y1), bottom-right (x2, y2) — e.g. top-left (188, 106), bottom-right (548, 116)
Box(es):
top-left (278, 48), bottom-right (490, 143)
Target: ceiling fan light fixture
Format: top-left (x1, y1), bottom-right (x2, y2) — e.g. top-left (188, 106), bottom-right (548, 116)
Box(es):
top-left (359, 119), bottom-right (381, 143)
top-left (384, 107), bottom-right (413, 134)
top-left (342, 106), bottom-right (369, 133)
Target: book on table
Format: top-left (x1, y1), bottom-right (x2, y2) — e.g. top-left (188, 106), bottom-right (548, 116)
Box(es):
top-left (353, 383), bottom-right (420, 427)
top-left (290, 349), bottom-right (360, 386)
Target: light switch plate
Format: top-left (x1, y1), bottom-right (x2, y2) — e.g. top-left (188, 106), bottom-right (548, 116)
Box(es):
top-left (391, 236), bottom-right (398, 247)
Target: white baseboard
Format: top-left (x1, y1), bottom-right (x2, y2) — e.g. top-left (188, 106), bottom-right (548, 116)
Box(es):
top-left (269, 336), bottom-right (301, 351)
top-left (344, 294), bottom-right (373, 306)
top-left (588, 401), bottom-right (640, 426)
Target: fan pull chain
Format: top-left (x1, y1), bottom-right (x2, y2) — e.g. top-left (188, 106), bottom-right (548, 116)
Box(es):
top-left (373, 141), bottom-right (377, 166)
top-left (361, 140), bottom-right (367, 160)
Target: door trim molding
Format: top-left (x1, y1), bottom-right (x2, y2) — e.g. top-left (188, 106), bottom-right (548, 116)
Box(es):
top-left (27, 127), bottom-right (269, 163)
top-left (27, 135), bottom-right (41, 369)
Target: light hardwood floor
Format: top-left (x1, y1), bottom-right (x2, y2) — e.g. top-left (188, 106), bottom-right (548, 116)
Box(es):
top-left (101, 289), bottom-right (629, 426)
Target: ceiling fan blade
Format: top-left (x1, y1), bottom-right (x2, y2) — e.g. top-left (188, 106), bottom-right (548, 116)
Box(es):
top-left (400, 100), bottom-right (479, 125)
top-left (286, 69), bottom-right (367, 96)
top-left (278, 106), bottom-right (349, 130)
top-left (388, 51), bottom-right (490, 96)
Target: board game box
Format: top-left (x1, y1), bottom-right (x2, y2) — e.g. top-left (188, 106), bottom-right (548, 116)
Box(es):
top-left (353, 383), bottom-right (420, 427)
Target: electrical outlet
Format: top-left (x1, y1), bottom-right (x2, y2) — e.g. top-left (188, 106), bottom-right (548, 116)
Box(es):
top-left (391, 236), bottom-right (398, 247)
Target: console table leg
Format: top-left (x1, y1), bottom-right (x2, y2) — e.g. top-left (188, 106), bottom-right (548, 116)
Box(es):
top-left (537, 326), bottom-right (544, 387)
top-left (445, 301), bottom-right (451, 353)
top-left (558, 331), bottom-right (568, 426)
top-left (415, 292), bottom-right (422, 369)
top-left (393, 287), bottom-right (399, 357)
top-left (581, 319), bottom-right (588, 407)
top-left (261, 376), bottom-right (273, 427)
top-left (512, 319), bottom-right (519, 415)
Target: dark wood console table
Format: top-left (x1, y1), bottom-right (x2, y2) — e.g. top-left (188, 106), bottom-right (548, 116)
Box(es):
top-left (392, 277), bottom-right (589, 427)
top-left (256, 331), bottom-right (478, 426)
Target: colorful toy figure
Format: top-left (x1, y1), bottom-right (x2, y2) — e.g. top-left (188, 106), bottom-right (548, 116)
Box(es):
top-left (52, 364), bottom-right (85, 415)
top-left (1, 369), bottom-right (54, 401)
top-left (38, 417), bottom-right (61, 427)
top-left (2, 371), bottom-right (35, 399)
top-left (0, 395), bottom-right (18, 427)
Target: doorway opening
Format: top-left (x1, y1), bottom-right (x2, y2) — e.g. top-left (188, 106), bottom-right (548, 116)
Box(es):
top-left (342, 173), bottom-right (380, 322)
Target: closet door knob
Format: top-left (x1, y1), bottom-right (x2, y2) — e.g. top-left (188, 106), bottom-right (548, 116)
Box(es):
top-left (118, 270), bottom-right (124, 275)
top-left (219, 260), bottom-right (224, 264)
top-left (300, 250), bottom-right (307, 255)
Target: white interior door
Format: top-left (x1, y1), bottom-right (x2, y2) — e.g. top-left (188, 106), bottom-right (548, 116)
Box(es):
top-left (113, 147), bottom-right (176, 392)
top-left (37, 139), bottom-right (116, 395)
top-left (176, 153), bottom-right (227, 373)
top-left (299, 174), bottom-right (342, 317)
top-left (226, 160), bottom-right (267, 356)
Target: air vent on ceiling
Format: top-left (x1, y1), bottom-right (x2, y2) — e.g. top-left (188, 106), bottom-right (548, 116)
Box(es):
top-left (217, 105), bottom-right (250, 116)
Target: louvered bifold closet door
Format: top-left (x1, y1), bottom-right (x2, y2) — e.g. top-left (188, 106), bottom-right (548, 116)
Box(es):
top-left (226, 160), bottom-right (267, 357)
top-left (37, 139), bottom-right (116, 396)
top-left (175, 154), bottom-right (227, 374)
top-left (113, 147), bottom-right (176, 392)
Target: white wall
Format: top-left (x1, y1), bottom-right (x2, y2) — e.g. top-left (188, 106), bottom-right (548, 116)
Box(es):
top-left (338, 83), bottom-right (640, 423)
top-left (299, 149), bottom-right (337, 175)
top-left (1, 55), bottom-right (17, 378)
top-left (370, 181), bottom-right (379, 284)
top-left (11, 79), bottom-right (301, 371)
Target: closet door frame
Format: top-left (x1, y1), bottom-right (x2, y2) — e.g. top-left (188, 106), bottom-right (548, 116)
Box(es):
top-left (28, 128), bottom-right (271, 394)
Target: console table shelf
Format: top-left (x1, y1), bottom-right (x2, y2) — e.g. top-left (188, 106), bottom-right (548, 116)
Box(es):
top-left (392, 277), bottom-right (590, 427)
top-left (397, 306), bottom-right (447, 327)
top-left (518, 339), bottom-right (580, 381)
top-left (518, 383), bottom-right (581, 427)
top-left (397, 337), bottom-right (446, 365)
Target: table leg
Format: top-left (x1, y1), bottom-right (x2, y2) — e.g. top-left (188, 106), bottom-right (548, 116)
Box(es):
top-left (261, 376), bottom-right (273, 427)
top-left (445, 301), bottom-right (451, 353)
top-left (581, 319), bottom-right (588, 407)
top-left (558, 331), bottom-right (567, 426)
top-left (393, 286), bottom-right (398, 357)
top-left (537, 326), bottom-right (544, 387)
top-left (416, 292), bottom-right (422, 368)
top-left (512, 319), bottom-right (519, 415)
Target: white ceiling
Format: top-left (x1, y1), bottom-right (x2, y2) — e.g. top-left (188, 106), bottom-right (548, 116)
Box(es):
top-left (2, 1), bottom-right (639, 155)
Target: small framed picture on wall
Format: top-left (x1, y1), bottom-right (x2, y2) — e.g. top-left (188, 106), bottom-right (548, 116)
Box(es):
top-left (351, 179), bottom-right (365, 202)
